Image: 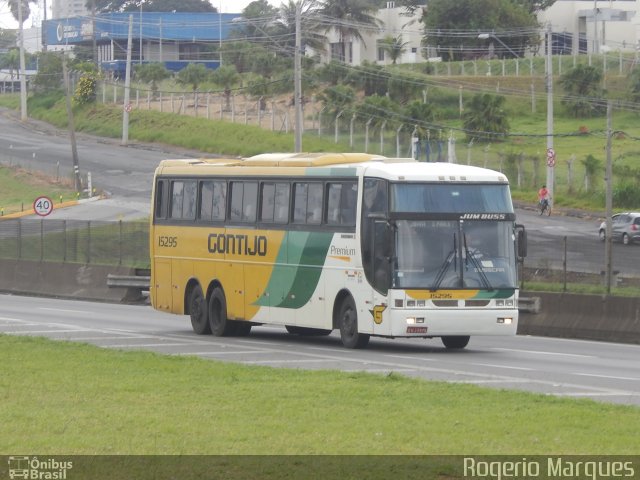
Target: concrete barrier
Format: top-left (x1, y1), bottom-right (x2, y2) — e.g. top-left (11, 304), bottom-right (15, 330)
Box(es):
top-left (0, 259), bottom-right (141, 303)
top-left (518, 291), bottom-right (640, 344)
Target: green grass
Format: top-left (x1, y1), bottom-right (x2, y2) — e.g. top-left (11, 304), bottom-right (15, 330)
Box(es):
top-left (0, 165), bottom-right (77, 215)
top-left (1, 335), bottom-right (638, 456)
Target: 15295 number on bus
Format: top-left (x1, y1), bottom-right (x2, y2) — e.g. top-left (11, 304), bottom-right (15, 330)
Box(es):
top-left (158, 236), bottom-right (178, 248)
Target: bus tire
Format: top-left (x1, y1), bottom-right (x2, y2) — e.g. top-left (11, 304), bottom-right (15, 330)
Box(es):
top-left (208, 287), bottom-right (235, 337)
top-left (338, 296), bottom-right (369, 349)
top-left (189, 285), bottom-right (210, 335)
top-left (441, 335), bottom-right (470, 349)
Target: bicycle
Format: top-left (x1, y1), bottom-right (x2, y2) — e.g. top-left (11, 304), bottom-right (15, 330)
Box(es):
top-left (539, 198), bottom-right (551, 216)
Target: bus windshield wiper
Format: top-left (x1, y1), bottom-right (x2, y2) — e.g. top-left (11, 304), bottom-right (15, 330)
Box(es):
top-left (463, 234), bottom-right (493, 291)
top-left (431, 233), bottom-right (456, 291)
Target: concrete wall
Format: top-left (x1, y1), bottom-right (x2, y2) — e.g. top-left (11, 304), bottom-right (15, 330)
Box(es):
top-left (1, 260), bottom-right (638, 344)
top-left (0, 259), bottom-right (142, 303)
top-left (519, 291), bottom-right (640, 344)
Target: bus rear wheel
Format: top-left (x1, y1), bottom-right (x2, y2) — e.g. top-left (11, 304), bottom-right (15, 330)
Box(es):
top-left (208, 287), bottom-right (236, 337)
top-left (441, 335), bottom-right (470, 349)
top-left (189, 285), bottom-right (210, 335)
top-left (338, 296), bottom-right (369, 349)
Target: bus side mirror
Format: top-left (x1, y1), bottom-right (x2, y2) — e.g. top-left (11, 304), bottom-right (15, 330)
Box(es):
top-left (516, 224), bottom-right (527, 259)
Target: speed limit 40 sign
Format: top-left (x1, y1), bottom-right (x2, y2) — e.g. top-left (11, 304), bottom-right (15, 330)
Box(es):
top-left (33, 196), bottom-right (54, 216)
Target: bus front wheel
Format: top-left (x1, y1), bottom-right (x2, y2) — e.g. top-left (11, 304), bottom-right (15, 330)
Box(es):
top-left (189, 285), bottom-right (210, 335)
top-left (338, 296), bottom-right (369, 349)
top-left (441, 335), bottom-right (470, 349)
top-left (208, 287), bottom-right (235, 336)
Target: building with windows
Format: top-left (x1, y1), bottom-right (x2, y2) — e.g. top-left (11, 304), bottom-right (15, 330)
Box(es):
top-left (51, 0), bottom-right (90, 20)
top-left (42, 12), bottom-right (240, 76)
top-left (538, 0), bottom-right (640, 54)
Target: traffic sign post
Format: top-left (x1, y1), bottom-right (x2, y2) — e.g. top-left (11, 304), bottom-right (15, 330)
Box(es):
top-left (33, 196), bottom-right (54, 216)
top-left (546, 147), bottom-right (556, 167)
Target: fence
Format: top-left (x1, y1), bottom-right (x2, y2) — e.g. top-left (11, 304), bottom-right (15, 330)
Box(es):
top-left (0, 219), bottom-right (149, 267)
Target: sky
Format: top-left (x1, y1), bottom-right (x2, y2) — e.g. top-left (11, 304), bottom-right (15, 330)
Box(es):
top-left (0, 0), bottom-right (282, 30)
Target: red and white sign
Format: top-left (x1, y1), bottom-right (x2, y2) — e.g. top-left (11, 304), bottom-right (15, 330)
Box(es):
top-left (546, 147), bottom-right (556, 167)
top-left (124, 103), bottom-right (132, 113)
top-left (33, 196), bottom-right (54, 216)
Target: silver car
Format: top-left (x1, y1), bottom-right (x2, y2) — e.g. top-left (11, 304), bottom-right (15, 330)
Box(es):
top-left (599, 212), bottom-right (640, 245)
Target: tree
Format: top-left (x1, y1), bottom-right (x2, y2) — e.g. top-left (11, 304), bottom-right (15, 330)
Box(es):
top-left (134, 62), bottom-right (171, 98)
top-left (317, 0), bottom-right (381, 63)
top-left (7, 0), bottom-right (38, 21)
top-left (0, 48), bottom-right (20, 79)
top-left (559, 64), bottom-right (605, 118)
top-left (513, 0), bottom-right (557, 14)
top-left (211, 65), bottom-right (240, 111)
top-left (422, 0), bottom-right (540, 61)
top-left (379, 35), bottom-right (408, 64)
top-left (176, 63), bottom-right (210, 92)
top-left (0, 29), bottom-right (17, 50)
top-left (462, 93), bottom-right (510, 143)
top-left (273, 0), bottom-right (326, 57)
top-left (30, 51), bottom-right (63, 92)
top-left (628, 65), bottom-right (640, 104)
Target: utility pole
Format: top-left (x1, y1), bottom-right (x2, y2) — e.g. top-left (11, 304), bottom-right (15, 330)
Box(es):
top-left (294, 1), bottom-right (303, 152)
top-left (42, 0), bottom-right (48, 52)
top-left (122, 15), bottom-right (133, 145)
top-left (604, 101), bottom-right (613, 294)
top-left (62, 54), bottom-right (82, 192)
top-left (545, 24), bottom-right (554, 208)
top-left (18, 0), bottom-right (27, 121)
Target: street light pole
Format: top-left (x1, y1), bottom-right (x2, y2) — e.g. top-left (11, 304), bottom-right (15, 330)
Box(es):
top-left (294, 1), bottom-right (303, 152)
top-left (477, 33), bottom-right (518, 58)
top-left (545, 24), bottom-right (555, 208)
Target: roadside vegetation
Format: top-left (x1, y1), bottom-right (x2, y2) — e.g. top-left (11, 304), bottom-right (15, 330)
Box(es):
top-left (2, 335), bottom-right (638, 457)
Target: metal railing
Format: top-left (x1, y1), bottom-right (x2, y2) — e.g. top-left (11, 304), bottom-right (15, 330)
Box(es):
top-left (0, 218), bottom-right (149, 267)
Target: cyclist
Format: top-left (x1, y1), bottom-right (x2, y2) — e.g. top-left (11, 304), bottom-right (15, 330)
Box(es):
top-left (537, 185), bottom-right (550, 214)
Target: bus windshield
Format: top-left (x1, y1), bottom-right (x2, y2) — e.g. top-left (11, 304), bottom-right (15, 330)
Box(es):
top-left (394, 219), bottom-right (517, 290)
top-left (391, 183), bottom-right (513, 213)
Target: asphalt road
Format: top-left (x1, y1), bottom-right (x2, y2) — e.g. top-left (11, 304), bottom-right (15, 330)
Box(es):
top-left (1, 294), bottom-right (639, 406)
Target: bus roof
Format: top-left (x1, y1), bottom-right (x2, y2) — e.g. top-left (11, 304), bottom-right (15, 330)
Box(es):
top-left (155, 154), bottom-right (508, 183)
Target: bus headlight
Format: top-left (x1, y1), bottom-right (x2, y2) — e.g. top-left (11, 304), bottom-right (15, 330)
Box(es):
top-left (497, 317), bottom-right (513, 325)
top-left (406, 317), bottom-right (424, 324)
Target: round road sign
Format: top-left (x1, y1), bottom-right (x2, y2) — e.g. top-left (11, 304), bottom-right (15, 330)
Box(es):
top-left (33, 196), bottom-right (54, 216)
top-left (546, 147), bottom-right (556, 167)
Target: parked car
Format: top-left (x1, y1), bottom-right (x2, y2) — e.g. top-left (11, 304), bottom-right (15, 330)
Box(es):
top-left (598, 212), bottom-right (640, 245)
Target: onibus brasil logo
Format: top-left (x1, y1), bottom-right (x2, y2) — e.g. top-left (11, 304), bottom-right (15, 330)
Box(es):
top-left (8, 457), bottom-right (73, 479)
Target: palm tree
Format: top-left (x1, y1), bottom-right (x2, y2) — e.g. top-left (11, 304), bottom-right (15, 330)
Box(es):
top-left (317, 0), bottom-right (381, 63)
top-left (379, 35), bottom-right (408, 64)
top-left (463, 93), bottom-right (510, 143)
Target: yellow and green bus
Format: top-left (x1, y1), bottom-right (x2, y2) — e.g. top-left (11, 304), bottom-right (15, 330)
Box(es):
top-left (150, 153), bottom-right (527, 349)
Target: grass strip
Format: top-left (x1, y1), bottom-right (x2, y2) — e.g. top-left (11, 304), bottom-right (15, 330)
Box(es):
top-left (1, 335), bottom-right (638, 455)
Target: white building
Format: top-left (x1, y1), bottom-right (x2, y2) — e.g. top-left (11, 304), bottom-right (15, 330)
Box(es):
top-left (538, 0), bottom-right (640, 54)
top-left (311, 2), bottom-right (426, 65)
top-left (51, 0), bottom-right (89, 20)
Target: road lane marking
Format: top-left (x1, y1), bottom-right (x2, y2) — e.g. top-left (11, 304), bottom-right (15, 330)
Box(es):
top-left (575, 373), bottom-right (640, 381)
top-left (472, 363), bottom-right (534, 371)
top-left (39, 307), bottom-right (91, 314)
top-left (491, 347), bottom-right (594, 358)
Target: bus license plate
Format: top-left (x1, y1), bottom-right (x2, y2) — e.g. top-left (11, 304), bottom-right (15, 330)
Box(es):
top-left (407, 326), bottom-right (428, 334)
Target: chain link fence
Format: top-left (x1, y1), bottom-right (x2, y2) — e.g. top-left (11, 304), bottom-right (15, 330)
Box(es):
top-left (0, 219), bottom-right (149, 268)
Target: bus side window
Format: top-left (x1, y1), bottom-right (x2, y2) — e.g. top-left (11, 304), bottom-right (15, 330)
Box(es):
top-left (341, 182), bottom-right (357, 225)
top-left (199, 181), bottom-right (214, 221)
top-left (154, 180), bottom-right (167, 219)
top-left (170, 181), bottom-right (184, 219)
top-left (260, 183), bottom-right (276, 222)
top-left (182, 180), bottom-right (197, 220)
top-left (212, 181), bottom-right (226, 221)
top-left (307, 183), bottom-right (323, 224)
top-left (274, 183), bottom-right (290, 223)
